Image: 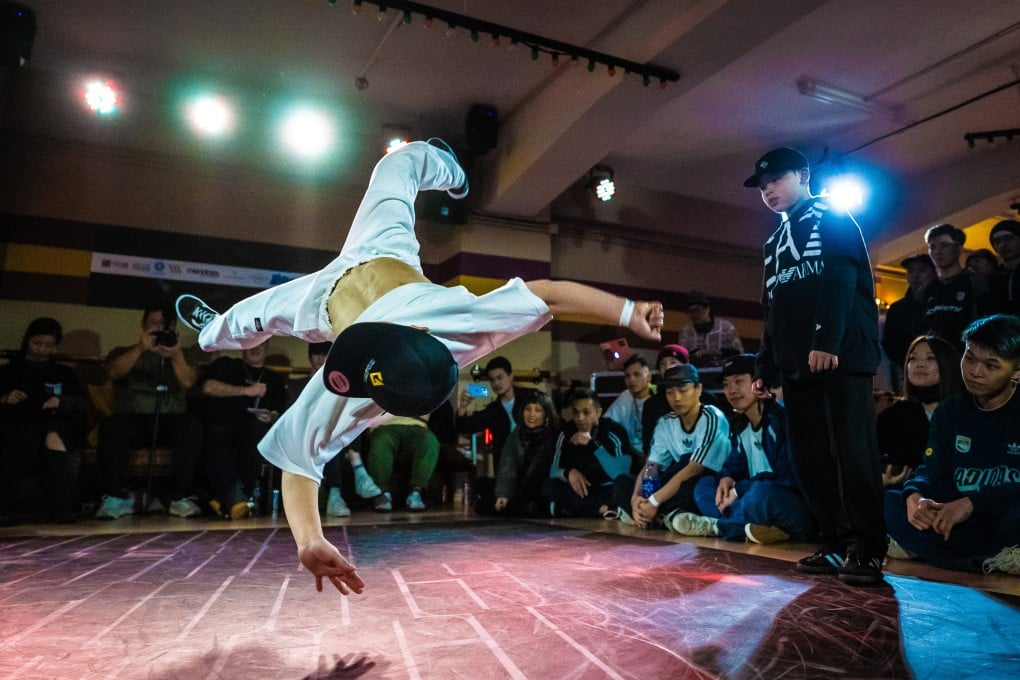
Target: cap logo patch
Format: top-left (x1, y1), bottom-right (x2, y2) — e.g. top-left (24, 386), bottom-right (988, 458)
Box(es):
top-left (369, 371), bottom-right (384, 387)
top-left (327, 371), bottom-right (350, 394)
top-left (759, 161), bottom-right (768, 169)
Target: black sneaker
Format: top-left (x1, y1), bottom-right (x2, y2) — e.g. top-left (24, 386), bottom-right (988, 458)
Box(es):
top-left (175, 294), bottom-right (219, 332)
top-left (796, 548), bottom-right (846, 574)
top-left (838, 552), bottom-right (884, 585)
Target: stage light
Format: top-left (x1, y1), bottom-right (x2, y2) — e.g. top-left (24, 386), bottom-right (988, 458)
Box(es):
top-left (589, 165), bottom-right (616, 202)
top-left (821, 176), bottom-right (866, 211)
top-left (279, 107), bottom-right (334, 159)
top-left (382, 124), bottom-right (412, 154)
top-left (82, 79), bottom-right (119, 115)
top-left (185, 94), bottom-right (235, 138)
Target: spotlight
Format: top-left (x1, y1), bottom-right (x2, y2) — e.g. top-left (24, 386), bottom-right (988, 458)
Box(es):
top-left (382, 124), bottom-right (412, 154)
top-left (279, 106), bottom-right (334, 159)
top-left (820, 175), bottom-right (867, 211)
top-left (588, 165), bottom-right (616, 202)
top-left (185, 94), bottom-right (235, 137)
top-left (82, 79), bottom-right (119, 115)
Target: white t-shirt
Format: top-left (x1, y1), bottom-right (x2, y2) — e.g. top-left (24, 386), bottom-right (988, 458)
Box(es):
top-left (604, 391), bottom-right (647, 452)
top-left (733, 423), bottom-right (774, 478)
top-left (647, 404), bottom-right (730, 472)
top-left (259, 277), bottom-right (552, 481)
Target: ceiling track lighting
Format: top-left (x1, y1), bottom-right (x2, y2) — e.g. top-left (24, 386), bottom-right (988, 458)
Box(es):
top-left (338, 0), bottom-right (679, 88)
top-left (964, 128), bottom-right (1019, 148)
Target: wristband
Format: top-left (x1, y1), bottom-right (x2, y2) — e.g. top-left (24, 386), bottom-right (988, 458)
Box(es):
top-left (619, 298), bottom-right (635, 327)
top-left (647, 494), bottom-right (660, 508)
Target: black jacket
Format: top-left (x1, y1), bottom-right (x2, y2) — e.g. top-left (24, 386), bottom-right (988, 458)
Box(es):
top-left (456, 386), bottom-right (539, 461)
top-left (755, 198), bottom-right (880, 386)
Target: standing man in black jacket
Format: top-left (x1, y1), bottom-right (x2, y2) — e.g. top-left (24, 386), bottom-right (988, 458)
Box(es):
top-left (456, 356), bottom-right (538, 469)
top-left (745, 147), bottom-right (886, 585)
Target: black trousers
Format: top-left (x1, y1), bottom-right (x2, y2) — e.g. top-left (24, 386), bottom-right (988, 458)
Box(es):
top-left (781, 373), bottom-right (886, 557)
top-left (203, 420), bottom-right (269, 506)
top-left (97, 412), bottom-right (202, 499)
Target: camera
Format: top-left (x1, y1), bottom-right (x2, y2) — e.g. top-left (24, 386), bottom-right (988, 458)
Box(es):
top-left (151, 328), bottom-right (179, 347)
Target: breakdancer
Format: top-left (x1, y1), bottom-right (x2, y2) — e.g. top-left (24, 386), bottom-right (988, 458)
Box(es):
top-left (177, 139), bottom-right (664, 595)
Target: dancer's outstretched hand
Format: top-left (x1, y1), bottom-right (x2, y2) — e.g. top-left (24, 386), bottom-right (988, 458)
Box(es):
top-left (299, 537), bottom-right (365, 596)
top-left (629, 301), bottom-right (665, 341)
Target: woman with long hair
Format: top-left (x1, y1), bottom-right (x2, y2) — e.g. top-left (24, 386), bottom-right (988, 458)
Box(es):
top-left (876, 335), bottom-right (963, 486)
top-left (477, 391), bottom-right (559, 517)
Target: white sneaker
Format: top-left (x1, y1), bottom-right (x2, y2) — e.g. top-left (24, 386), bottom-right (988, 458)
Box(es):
top-left (406, 490), bottom-right (426, 512)
top-left (169, 497), bottom-right (203, 518)
top-left (326, 487), bottom-right (351, 517)
top-left (982, 545), bottom-right (1020, 575)
top-left (617, 507), bottom-right (635, 525)
top-left (353, 465), bottom-right (382, 498)
top-left (669, 512), bottom-right (719, 536)
top-left (175, 294), bottom-right (219, 332)
top-left (95, 495), bottom-right (134, 520)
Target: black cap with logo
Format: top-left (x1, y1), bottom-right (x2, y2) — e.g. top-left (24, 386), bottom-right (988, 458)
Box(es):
top-left (743, 148), bottom-right (810, 188)
top-left (322, 322), bottom-right (458, 416)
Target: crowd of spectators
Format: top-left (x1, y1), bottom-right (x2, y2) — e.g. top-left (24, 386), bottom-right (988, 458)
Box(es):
top-left (4, 232), bottom-right (1019, 582)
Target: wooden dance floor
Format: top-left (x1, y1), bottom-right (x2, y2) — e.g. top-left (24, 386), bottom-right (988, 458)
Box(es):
top-left (1, 518), bottom-right (1018, 679)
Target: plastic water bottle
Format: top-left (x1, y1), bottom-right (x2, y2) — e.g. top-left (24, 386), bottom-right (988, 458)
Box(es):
top-left (251, 482), bottom-right (262, 517)
top-left (640, 462), bottom-right (660, 498)
top-left (271, 489), bottom-right (280, 519)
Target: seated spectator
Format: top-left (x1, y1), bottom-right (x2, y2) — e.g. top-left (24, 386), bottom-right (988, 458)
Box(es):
top-left (476, 391), bottom-right (559, 517)
top-left (640, 344), bottom-right (689, 454)
top-left (677, 291), bottom-right (743, 367)
top-left (876, 335), bottom-right (963, 487)
top-left (200, 340), bottom-right (286, 519)
top-left (671, 354), bottom-right (813, 543)
top-left (95, 304), bottom-right (203, 519)
top-left (0, 318), bottom-right (88, 524)
top-left (287, 344), bottom-right (383, 518)
top-left (884, 315), bottom-right (1020, 575)
top-left (615, 364), bottom-right (730, 529)
top-left (544, 388), bottom-right (638, 518)
top-left (604, 355), bottom-right (655, 453)
top-left (365, 414), bottom-right (440, 512)
top-left (456, 356), bottom-right (538, 469)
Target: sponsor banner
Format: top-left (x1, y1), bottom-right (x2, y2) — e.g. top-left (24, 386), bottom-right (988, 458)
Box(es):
top-left (90, 252), bottom-right (304, 289)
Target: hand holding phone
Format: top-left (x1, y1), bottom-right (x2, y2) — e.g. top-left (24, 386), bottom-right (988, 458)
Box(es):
top-left (466, 384), bottom-right (489, 398)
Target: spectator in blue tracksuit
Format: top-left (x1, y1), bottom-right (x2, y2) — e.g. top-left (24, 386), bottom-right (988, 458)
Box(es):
top-left (543, 388), bottom-right (640, 518)
top-left (884, 315), bottom-right (1020, 575)
top-left (688, 354), bottom-right (814, 543)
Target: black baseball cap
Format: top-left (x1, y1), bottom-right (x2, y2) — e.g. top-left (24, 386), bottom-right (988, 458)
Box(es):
top-left (322, 322), bottom-right (458, 416)
top-left (661, 364), bottom-right (700, 387)
top-left (900, 253), bottom-right (935, 270)
top-left (743, 148), bottom-right (810, 188)
top-left (721, 354), bottom-right (757, 378)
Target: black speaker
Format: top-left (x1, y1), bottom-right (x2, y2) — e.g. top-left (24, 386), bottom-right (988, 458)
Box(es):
top-left (465, 104), bottom-right (497, 155)
top-left (0, 3), bottom-right (35, 68)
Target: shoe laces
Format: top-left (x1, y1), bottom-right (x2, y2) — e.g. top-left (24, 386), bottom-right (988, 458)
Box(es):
top-left (982, 545), bottom-right (1020, 575)
top-left (189, 304), bottom-right (217, 326)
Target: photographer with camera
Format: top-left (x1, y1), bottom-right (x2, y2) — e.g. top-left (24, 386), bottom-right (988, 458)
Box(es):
top-left (95, 304), bottom-right (204, 519)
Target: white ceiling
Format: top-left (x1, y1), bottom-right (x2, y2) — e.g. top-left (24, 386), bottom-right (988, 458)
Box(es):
top-left (5, 0), bottom-right (1020, 268)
